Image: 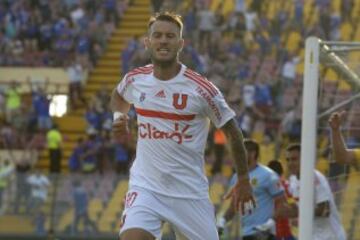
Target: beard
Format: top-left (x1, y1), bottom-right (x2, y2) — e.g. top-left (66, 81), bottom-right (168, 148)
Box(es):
top-left (149, 49), bottom-right (178, 68)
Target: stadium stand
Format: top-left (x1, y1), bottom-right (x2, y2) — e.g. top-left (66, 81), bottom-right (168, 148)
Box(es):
top-left (0, 0), bottom-right (360, 239)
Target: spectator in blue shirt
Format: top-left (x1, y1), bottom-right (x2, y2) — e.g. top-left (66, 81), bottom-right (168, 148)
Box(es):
top-left (72, 180), bottom-right (97, 234)
top-left (68, 138), bottom-right (85, 172)
top-left (85, 105), bottom-right (102, 132)
top-left (29, 79), bottom-right (52, 130)
top-left (114, 142), bottom-right (129, 174)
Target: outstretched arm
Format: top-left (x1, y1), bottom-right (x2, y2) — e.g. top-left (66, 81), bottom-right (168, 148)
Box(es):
top-left (110, 88), bottom-right (130, 114)
top-left (221, 119), bottom-right (256, 213)
top-left (222, 119), bottom-right (248, 177)
top-left (111, 88), bottom-right (131, 138)
top-left (328, 112), bottom-right (357, 165)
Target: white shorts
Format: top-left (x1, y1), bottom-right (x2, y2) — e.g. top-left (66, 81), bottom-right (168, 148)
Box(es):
top-left (119, 186), bottom-right (219, 240)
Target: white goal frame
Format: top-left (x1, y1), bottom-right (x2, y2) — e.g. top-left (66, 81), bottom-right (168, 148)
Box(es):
top-left (300, 37), bottom-right (360, 240)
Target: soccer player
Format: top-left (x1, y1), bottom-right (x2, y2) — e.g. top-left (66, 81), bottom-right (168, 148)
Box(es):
top-left (328, 111), bottom-right (360, 168)
top-left (111, 12), bottom-right (255, 240)
top-left (267, 160), bottom-right (296, 240)
top-left (286, 143), bottom-right (346, 240)
top-left (218, 139), bottom-right (296, 240)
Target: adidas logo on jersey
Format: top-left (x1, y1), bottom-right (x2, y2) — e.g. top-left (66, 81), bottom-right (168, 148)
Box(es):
top-left (155, 90), bottom-right (166, 98)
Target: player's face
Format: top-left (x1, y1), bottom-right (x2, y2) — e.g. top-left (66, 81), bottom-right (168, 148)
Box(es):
top-left (247, 150), bottom-right (258, 169)
top-left (145, 20), bottom-right (184, 66)
top-left (286, 150), bottom-right (300, 176)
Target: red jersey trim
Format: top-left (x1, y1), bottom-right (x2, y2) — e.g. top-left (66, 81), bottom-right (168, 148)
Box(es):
top-left (184, 69), bottom-right (218, 96)
top-left (127, 65), bottom-right (153, 78)
top-left (135, 108), bottom-right (195, 121)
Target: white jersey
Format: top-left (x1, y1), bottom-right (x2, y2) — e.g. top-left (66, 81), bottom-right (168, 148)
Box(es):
top-left (313, 170), bottom-right (346, 240)
top-left (117, 64), bottom-right (235, 199)
top-left (288, 171), bottom-right (346, 240)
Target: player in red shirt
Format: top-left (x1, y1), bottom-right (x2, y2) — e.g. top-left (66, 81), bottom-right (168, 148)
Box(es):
top-left (268, 160), bottom-right (296, 240)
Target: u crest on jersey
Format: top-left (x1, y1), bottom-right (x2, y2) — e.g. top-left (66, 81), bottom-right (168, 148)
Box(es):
top-left (172, 93), bottom-right (188, 110)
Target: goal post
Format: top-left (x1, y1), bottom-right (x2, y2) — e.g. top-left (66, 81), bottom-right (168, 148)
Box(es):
top-left (300, 37), bottom-right (360, 240)
top-left (299, 36), bottom-right (320, 240)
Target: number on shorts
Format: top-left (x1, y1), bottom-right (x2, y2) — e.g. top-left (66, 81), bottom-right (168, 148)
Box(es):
top-left (125, 191), bottom-right (138, 208)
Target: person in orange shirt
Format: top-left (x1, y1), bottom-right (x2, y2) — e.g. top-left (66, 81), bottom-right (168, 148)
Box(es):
top-left (211, 128), bottom-right (227, 175)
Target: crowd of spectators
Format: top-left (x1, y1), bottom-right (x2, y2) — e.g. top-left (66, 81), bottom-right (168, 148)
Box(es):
top-left (119, 0), bottom-right (359, 174)
top-left (0, 0), bottom-right (130, 68)
top-left (0, 0), bottom-right (358, 238)
top-left (1, 0), bottom-right (359, 176)
top-left (0, 0), bottom-right (131, 177)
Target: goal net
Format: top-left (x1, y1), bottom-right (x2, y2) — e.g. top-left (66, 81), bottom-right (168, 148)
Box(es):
top-left (300, 37), bottom-right (360, 240)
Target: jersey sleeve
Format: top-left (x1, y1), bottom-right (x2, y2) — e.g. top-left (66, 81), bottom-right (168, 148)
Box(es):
top-left (314, 171), bottom-right (330, 204)
top-left (200, 84), bottom-right (236, 128)
top-left (266, 171), bottom-right (284, 197)
top-left (116, 74), bottom-right (135, 104)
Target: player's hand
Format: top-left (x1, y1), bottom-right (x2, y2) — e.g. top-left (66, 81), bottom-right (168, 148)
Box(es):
top-left (328, 111), bottom-right (346, 131)
top-left (112, 113), bottom-right (129, 138)
top-left (254, 218), bottom-right (275, 232)
top-left (224, 176), bottom-right (256, 214)
top-left (216, 217), bottom-right (226, 237)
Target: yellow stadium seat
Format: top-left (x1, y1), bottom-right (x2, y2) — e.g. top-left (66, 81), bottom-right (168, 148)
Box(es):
top-left (303, 0), bottom-right (313, 21)
top-left (221, 165), bottom-right (233, 178)
top-left (316, 157), bottom-right (329, 175)
top-left (331, 0), bottom-right (341, 13)
top-left (340, 22), bottom-right (352, 41)
top-left (338, 80), bottom-right (351, 91)
top-left (251, 131), bottom-right (264, 143)
top-left (114, 180), bottom-right (129, 199)
top-left (296, 62), bottom-right (304, 75)
top-left (222, 0), bottom-right (235, 16)
top-left (351, 2), bottom-right (360, 20)
top-left (58, 208), bottom-right (74, 231)
top-left (205, 163), bottom-right (212, 177)
top-left (209, 182), bottom-right (225, 205)
top-left (210, 0), bottom-right (222, 12)
top-left (348, 51), bottom-right (360, 62)
top-left (324, 68), bottom-right (338, 81)
top-left (88, 198), bottom-right (103, 220)
top-left (354, 215), bottom-right (360, 240)
top-left (0, 215), bottom-right (33, 233)
top-left (286, 31), bottom-right (302, 53)
top-left (260, 143), bottom-right (275, 165)
top-left (266, 2), bottom-right (276, 20)
top-left (98, 221), bottom-right (112, 232)
top-left (340, 172), bottom-right (360, 231)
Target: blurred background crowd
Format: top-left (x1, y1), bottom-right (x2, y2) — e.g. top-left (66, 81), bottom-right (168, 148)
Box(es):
top-left (0, 0), bottom-right (359, 238)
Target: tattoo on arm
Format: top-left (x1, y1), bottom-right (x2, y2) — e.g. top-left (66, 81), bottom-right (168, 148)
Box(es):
top-left (222, 119), bottom-right (249, 177)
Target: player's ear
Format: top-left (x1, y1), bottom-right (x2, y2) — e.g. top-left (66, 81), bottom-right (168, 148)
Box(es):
top-left (144, 37), bottom-right (150, 50)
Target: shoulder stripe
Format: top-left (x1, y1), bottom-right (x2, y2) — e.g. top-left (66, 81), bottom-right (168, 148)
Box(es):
top-left (127, 69), bottom-right (153, 78)
top-left (186, 69), bottom-right (218, 95)
top-left (127, 65), bottom-right (154, 75)
top-left (184, 72), bottom-right (215, 97)
top-left (185, 69), bottom-right (218, 95)
top-left (135, 65), bottom-right (154, 71)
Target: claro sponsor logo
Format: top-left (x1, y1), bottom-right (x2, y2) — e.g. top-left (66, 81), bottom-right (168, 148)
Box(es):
top-left (195, 87), bottom-right (221, 121)
top-left (139, 122), bottom-right (192, 144)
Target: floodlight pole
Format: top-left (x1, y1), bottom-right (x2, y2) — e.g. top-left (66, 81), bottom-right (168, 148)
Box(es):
top-left (299, 36), bottom-right (320, 240)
